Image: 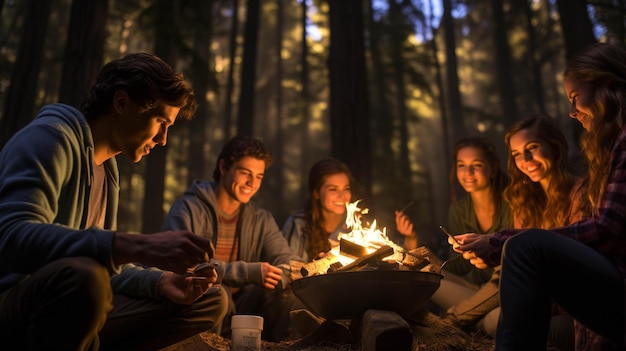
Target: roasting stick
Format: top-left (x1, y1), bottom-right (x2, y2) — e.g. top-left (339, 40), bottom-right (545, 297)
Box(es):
top-left (439, 225), bottom-right (461, 245)
top-left (399, 200), bottom-right (415, 213)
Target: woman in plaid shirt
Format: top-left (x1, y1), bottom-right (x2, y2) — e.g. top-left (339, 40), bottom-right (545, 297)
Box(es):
top-left (451, 43), bottom-right (626, 350)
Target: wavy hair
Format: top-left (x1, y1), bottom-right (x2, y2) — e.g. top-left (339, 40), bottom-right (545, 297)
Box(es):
top-left (81, 52), bottom-right (197, 121)
top-left (449, 137), bottom-right (508, 209)
top-left (503, 115), bottom-right (575, 228)
top-left (304, 158), bottom-right (353, 260)
top-left (213, 136), bottom-right (273, 182)
top-left (564, 43), bottom-right (626, 214)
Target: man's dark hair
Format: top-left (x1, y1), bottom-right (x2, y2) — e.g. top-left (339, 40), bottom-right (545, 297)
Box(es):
top-left (213, 136), bottom-right (273, 182)
top-left (80, 52), bottom-right (197, 121)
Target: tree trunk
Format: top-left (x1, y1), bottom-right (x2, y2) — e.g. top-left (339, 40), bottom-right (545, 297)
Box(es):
top-left (224, 0), bottom-right (240, 140)
top-left (556, 0), bottom-right (596, 59)
top-left (491, 0), bottom-right (517, 127)
top-left (299, 0), bottom-right (311, 196)
top-left (366, 0), bottom-right (393, 159)
top-left (141, 0), bottom-right (179, 234)
top-left (237, 0), bottom-right (260, 136)
top-left (187, 0), bottom-right (214, 182)
top-left (328, 0), bottom-right (371, 199)
top-left (428, 0), bottom-right (450, 229)
top-left (59, 0), bottom-right (108, 108)
top-left (441, 0), bottom-right (464, 144)
top-left (274, 0), bottom-right (285, 212)
top-left (520, 0), bottom-right (546, 113)
top-left (0, 0), bottom-right (52, 148)
top-left (556, 0), bottom-right (594, 154)
top-left (388, 0), bottom-right (412, 186)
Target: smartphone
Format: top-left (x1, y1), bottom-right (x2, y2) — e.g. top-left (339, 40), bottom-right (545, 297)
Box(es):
top-left (439, 225), bottom-right (461, 245)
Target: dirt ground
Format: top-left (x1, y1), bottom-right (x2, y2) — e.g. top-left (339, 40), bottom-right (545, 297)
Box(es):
top-left (160, 310), bottom-right (496, 351)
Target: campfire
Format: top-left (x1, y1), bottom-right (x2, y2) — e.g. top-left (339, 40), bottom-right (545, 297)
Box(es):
top-left (289, 200), bottom-right (436, 280)
top-left (288, 200), bottom-right (443, 350)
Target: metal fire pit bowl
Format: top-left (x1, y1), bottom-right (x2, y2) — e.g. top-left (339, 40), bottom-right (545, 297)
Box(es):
top-left (290, 270), bottom-right (442, 320)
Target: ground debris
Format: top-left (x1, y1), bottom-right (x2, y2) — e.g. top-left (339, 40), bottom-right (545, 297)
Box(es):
top-left (160, 310), bottom-right (495, 351)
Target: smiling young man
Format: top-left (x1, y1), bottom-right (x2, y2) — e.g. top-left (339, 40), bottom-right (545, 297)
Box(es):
top-left (0, 53), bottom-right (228, 351)
top-left (162, 136), bottom-right (301, 342)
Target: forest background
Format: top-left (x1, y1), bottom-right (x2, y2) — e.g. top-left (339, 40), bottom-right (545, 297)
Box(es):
top-left (0, 0), bottom-right (623, 257)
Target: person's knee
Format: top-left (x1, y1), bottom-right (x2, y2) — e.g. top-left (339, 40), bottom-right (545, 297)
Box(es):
top-left (196, 285), bottom-right (229, 328)
top-left (62, 257), bottom-right (110, 294)
top-left (502, 229), bottom-right (547, 261)
top-left (215, 285), bottom-right (229, 321)
top-left (47, 257), bottom-right (112, 334)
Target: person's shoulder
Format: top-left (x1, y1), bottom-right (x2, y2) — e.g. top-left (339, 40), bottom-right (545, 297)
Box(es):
top-left (35, 103), bottom-right (83, 124)
top-left (448, 195), bottom-right (470, 212)
top-left (283, 211), bottom-right (307, 227)
top-left (180, 180), bottom-right (215, 200)
top-left (3, 104), bottom-right (87, 153)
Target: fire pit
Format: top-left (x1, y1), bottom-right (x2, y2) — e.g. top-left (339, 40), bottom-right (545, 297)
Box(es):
top-left (291, 269), bottom-right (441, 320)
top-left (290, 200), bottom-right (442, 321)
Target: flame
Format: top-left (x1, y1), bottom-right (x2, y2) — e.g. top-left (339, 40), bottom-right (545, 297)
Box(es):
top-left (290, 199), bottom-right (423, 278)
top-left (327, 200), bottom-right (397, 265)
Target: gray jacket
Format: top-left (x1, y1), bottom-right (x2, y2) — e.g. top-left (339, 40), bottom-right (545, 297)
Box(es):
top-left (162, 180), bottom-right (300, 288)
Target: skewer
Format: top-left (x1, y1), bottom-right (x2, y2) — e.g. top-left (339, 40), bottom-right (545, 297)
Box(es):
top-left (399, 200), bottom-right (415, 213)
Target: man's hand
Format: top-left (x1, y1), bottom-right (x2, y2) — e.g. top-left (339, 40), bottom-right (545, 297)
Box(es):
top-left (112, 231), bottom-right (215, 274)
top-left (260, 262), bottom-right (283, 289)
top-left (449, 233), bottom-right (493, 269)
top-left (157, 269), bottom-right (218, 305)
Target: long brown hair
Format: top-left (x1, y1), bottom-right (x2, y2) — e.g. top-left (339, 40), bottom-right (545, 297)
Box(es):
top-left (503, 115), bottom-right (575, 228)
top-left (564, 43), bottom-right (626, 214)
top-left (304, 158), bottom-right (353, 260)
top-left (449, 137), bottom-right (508, 209)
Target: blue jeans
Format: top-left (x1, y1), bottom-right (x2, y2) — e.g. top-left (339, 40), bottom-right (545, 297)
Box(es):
top-left (496, 229), bottom-right (624, 350)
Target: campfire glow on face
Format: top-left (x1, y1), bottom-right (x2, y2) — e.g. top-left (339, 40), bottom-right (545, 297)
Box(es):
top-left (332, 200), bottom-right (396, 265)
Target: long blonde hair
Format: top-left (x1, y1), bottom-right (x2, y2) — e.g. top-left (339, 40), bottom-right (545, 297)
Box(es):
top-left (564, 43), bottom-right (626, 215)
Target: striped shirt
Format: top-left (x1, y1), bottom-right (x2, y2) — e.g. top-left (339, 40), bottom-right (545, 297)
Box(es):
top-left (214, 208), bottom-right (240, 262)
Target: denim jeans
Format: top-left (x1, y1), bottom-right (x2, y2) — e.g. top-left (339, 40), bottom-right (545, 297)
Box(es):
top-left (496, 229), bottom-right (624, 350)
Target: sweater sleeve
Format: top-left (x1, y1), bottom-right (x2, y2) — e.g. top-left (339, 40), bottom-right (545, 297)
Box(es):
top-left (0, 117), bottom-right (115, 281)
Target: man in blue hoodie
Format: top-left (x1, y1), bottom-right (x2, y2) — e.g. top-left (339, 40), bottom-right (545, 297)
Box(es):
top-left (0, 53), bottom-right (227, 351)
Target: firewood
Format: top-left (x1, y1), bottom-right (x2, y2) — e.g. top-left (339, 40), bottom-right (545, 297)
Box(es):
top-left (290, 252), bottom-right (341, 279)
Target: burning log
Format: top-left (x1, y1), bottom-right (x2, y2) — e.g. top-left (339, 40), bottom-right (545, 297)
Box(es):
top-left (290, 252), bottom-right (341, 280)
top-left (289, 200), bottom-right (437, 280)
top-left (333, 245), bottom-right (394, 272)
top-left (290, 242), bottom-right (434, 280)
top-left (339, 238), bottom-right (367, 258)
